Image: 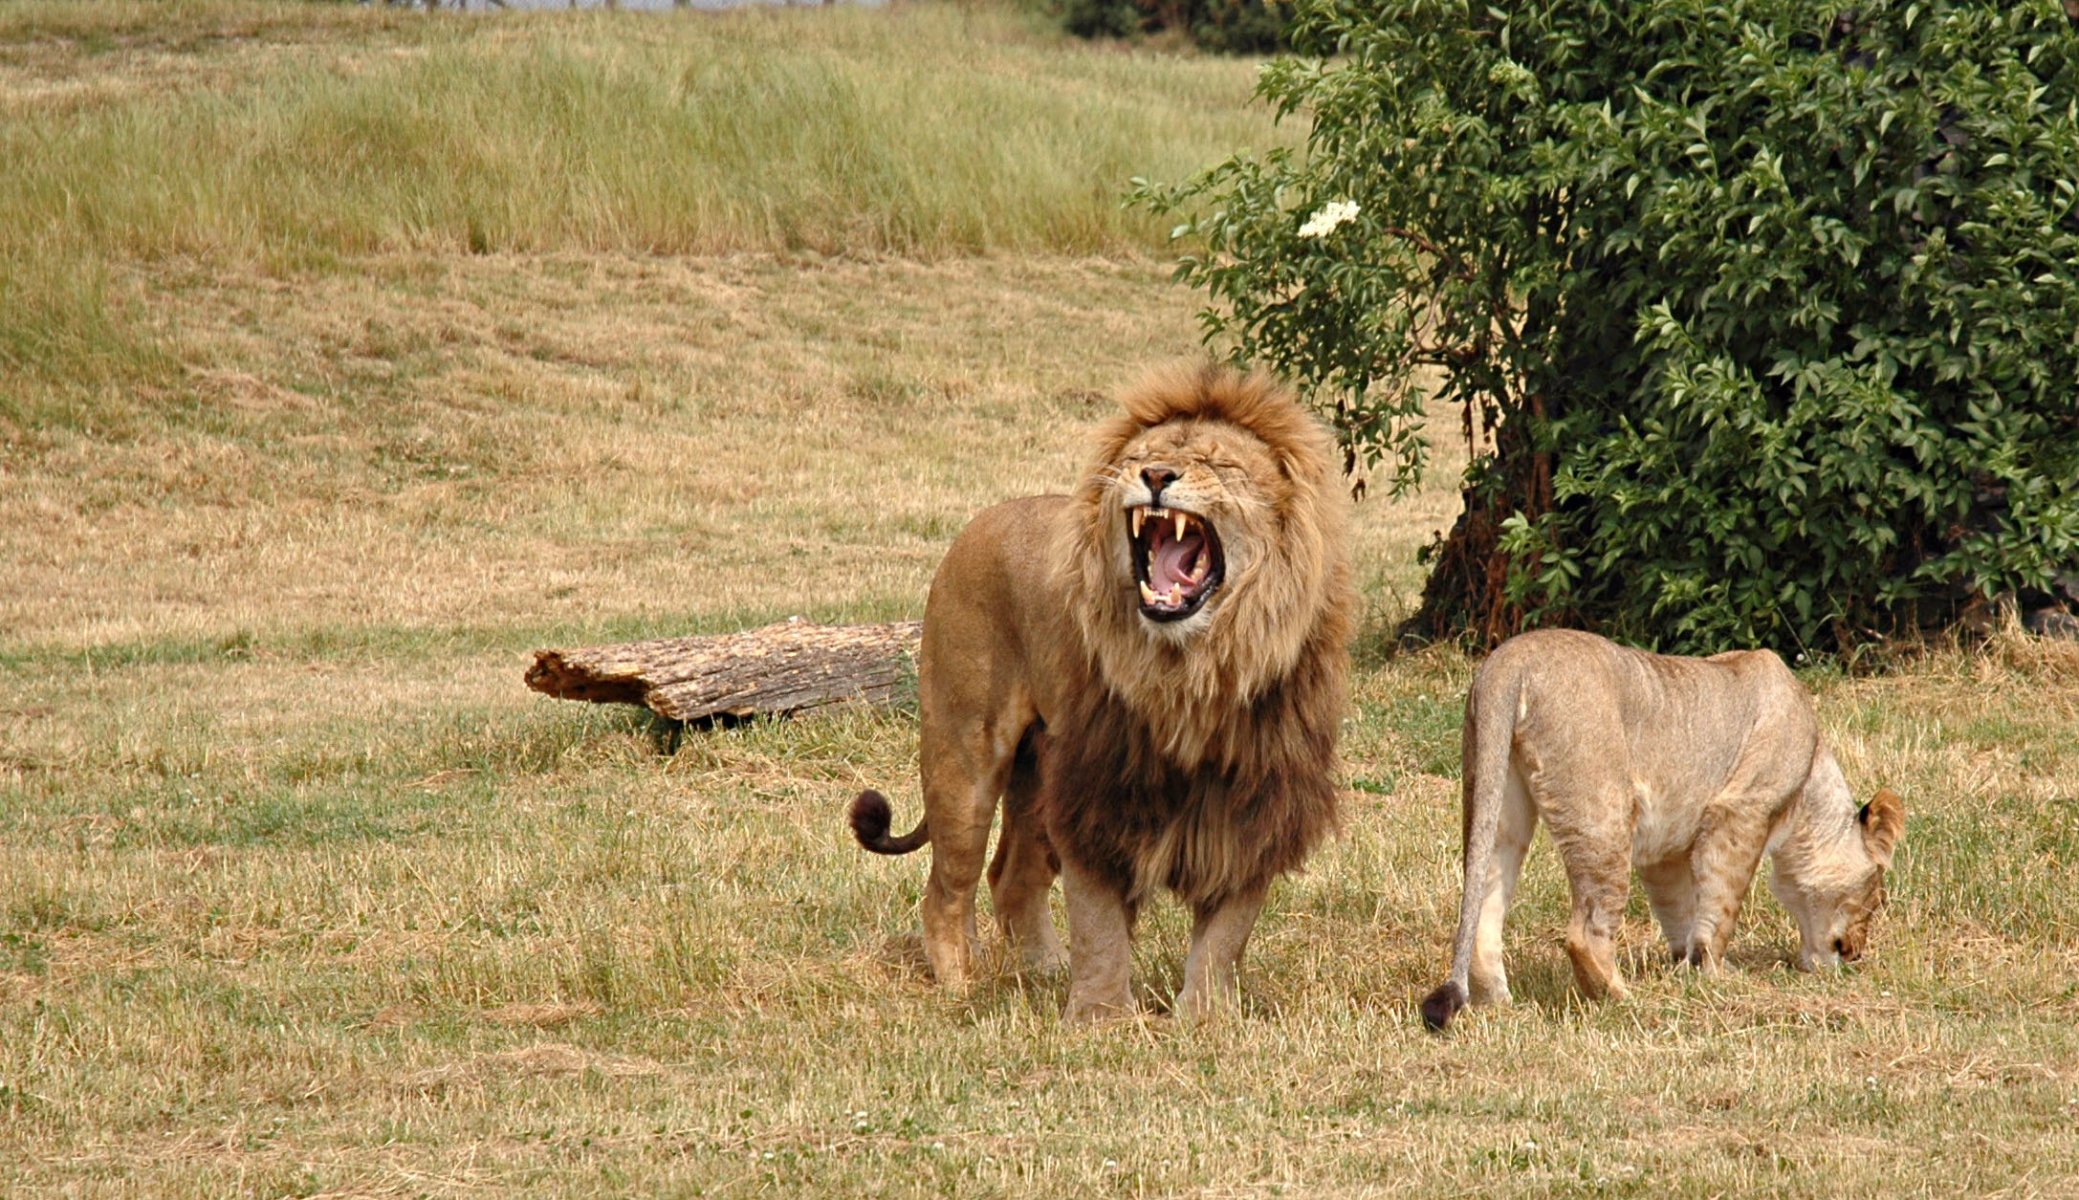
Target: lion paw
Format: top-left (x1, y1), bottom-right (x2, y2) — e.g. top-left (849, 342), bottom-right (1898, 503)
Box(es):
top-left (1064, 992), bottom-right (1136, 1024)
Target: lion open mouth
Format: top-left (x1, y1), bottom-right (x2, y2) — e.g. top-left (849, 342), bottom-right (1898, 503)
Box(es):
top-left (1128, 505), bottom-right (1224, 622)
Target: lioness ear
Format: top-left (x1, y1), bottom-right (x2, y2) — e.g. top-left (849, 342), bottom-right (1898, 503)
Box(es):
top-left (1858, 788), bottom-right (1905, 868)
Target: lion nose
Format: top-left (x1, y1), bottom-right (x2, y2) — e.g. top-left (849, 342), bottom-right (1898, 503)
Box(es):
top-left (1140, 465), bottom-right (1178, 503)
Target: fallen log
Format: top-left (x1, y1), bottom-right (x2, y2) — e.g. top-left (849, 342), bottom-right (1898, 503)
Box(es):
top-left (525, 619), bottom-right (923, 723)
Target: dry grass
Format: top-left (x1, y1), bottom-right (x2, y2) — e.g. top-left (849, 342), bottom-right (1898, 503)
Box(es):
top-left (3, 4), bottom-right (2077, 1198)
top-left (1, 252), bottom-right (1249, 652)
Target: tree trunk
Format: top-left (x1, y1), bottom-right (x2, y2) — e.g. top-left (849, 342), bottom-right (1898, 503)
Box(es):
top-left (526, 619), bottom-right (922, 723)
top-left (1400, 392), bottom-right (1556, 649)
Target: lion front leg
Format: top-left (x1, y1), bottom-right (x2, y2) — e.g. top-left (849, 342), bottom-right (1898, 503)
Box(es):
top-left (1175, 887), bottom-right (1267, 1024)
top-left (1062, 859), bottom-right (1136, 1022)
top-left (1637, 857), bottom-right (1699, 964)
top-left (1555, 840), bottom-right (1632, 1002)
top-left (1685, 814), bottom-right (1772, 971)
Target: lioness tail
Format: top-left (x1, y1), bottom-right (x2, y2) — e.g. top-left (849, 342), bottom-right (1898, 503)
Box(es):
top-left (1422, 667), bottom-right (1523, 1033)
top-left (849, 789), bottom-right (929, 855)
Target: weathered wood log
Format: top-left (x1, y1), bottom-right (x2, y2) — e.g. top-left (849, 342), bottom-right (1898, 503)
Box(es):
top-left (526, 619), bottom-right (923, 723)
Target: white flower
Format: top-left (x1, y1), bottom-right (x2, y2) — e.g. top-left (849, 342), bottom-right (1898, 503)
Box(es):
top-left (1298, 199), bottom-right (1361, 238)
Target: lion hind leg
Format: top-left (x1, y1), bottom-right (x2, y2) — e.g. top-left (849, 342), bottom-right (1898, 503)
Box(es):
top-left (921, 861), bottom-right (983, 991)
top-left (1425, 675), bottom-right (1528, 1032)
top-left (988, 737), bottom-right (1065, 974)
top-left (1540, 771), bottom-right (1637, 1003)
top-left (1562, 889), bottom-right (1631, 1002)
top-left (1552, 830), bottom-right (1632, 1002)
top-left (918, 732), bottom-right (1017, 992)
top-left (1469, 774), bottom-right (1536, 1007)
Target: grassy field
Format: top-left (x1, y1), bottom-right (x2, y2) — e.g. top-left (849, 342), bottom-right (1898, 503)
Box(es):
top-left (3, 3), bottom-right (2076, 1197)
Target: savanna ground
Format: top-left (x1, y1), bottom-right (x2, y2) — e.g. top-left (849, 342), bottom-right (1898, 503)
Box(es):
top-left (2, 3), bottom-right (2076, 1196)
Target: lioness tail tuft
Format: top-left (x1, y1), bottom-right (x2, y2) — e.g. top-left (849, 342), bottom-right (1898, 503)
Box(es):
top-left (1419, 981), bottom-right (1468, 1033)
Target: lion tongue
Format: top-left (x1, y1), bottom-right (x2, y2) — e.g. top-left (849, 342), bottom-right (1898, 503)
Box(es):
top-left (1151, 531), bottom-right (1205, 594)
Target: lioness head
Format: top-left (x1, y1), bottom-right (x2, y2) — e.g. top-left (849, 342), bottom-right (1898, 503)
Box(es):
top-left (1057, 364), bottom-right (1352, 762)
top-left (1772, 785), bottom-right (1905, 971)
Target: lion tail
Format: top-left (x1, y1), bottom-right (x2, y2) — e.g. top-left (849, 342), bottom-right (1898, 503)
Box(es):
top-left (849, 789), bottom-right (930, 855)
top-left (1422, 666), bottom-right (1520, 1033)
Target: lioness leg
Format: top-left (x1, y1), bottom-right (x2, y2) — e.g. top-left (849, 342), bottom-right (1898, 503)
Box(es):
top-left (1561, 868), bottom-right (1631, 1000)
top-left (987, 738), bottom-right (1065, 974)
top-left (1685, 813), bottom-right (1772, 969)
top-left (1061, 858), bottom-right (1136, 1022)
top-left (1176, 886), bottom-right (1267, 1024)
top-left (1470, 775), bottom-right (1538, 1007)
top-left (1542, 815), bottom-right (1633, 1000)
top-left (1637, 857), bottom-right (1698, 963)
top-left (918, 730), bottom-right (1016, 991)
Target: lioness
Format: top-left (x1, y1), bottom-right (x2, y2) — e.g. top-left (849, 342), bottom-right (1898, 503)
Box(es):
top-left (1421, 629), bottom-right (1904, 1031)
top-left (849, 364), bottom-right (1354, 1022)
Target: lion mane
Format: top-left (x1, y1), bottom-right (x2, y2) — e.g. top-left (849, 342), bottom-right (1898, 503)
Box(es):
top-left (1043, 364), bottom-right (1354, 912)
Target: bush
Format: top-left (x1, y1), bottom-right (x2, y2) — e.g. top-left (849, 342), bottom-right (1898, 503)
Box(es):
top-left (1060, 0), bottom-right (1294, 54)
top-left (1140, 0), bottom-right (2079, 654)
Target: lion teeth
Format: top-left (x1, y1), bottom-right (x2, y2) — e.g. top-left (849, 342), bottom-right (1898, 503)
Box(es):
top-left (1189, 553), bottom-right (1208, 583)
top-left (1131, 508), bottom-right (1145, 538)
top-left (1167, 582), bottom-right (1183, 605)
top-left (1139, 580), bottom-right (1159, 605)
top-left (1173, 512), bottom-right (1188, 542)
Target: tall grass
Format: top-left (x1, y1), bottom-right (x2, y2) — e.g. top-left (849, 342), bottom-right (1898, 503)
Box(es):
top-left (0, 2), bottom-right (1283, 264)
top-left (0, 242), bottom-right (168, 391)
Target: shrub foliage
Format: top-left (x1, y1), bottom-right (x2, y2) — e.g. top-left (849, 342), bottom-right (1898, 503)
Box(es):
top-left (1060, 0), bottom-right (1294, 54)
top-left (1142, 0), bottom-right (2079, 654)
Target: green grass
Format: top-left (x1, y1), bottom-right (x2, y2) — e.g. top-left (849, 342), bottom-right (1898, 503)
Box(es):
top-left (3, 0), bottom-right (1285, 405)
top-left (0, 0), bottom-right (1278, 263)
top-left (3, 3), bottom-right (2077, 1197)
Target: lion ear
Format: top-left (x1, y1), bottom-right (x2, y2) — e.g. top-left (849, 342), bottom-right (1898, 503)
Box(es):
top-left (1858, 788), bottom-right (1905, 869)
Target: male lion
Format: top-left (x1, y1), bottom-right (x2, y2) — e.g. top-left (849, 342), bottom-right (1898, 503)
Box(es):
top-left (849, 364), bottom-right (1354, 1022)
top-left (1420, 629), bottom-right (1905, 1031)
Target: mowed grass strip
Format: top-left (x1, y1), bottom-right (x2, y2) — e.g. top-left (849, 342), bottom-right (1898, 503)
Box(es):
top-left (5, 625), bottom-right (2076, 1197)
top-left (2, 4), bottom-right (2076, 1197)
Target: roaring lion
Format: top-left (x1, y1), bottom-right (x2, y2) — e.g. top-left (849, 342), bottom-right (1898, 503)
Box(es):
top-left (1421, 629), bottom-right (1905, 1031)
top-left (849, 364), bottom-right (1354, 1022)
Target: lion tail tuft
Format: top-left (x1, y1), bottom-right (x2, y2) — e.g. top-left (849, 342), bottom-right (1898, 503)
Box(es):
top-left (849, 789), bottom-right (929, 855)
top-left (1419, 981), bottom-right (1468, 1032)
